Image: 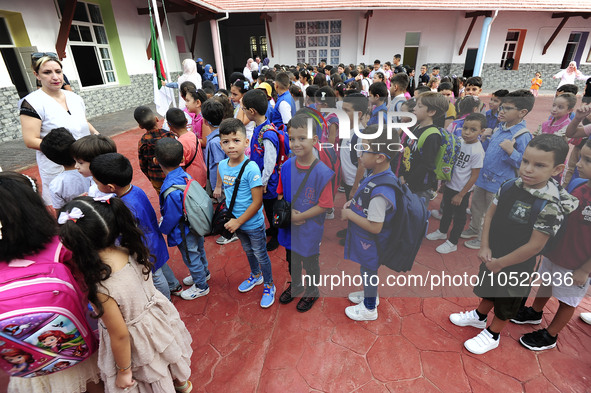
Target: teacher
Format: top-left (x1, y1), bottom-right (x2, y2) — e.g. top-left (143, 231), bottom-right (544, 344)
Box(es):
top-left (553, 61), bottom-right (589, 88)
top-left (19, 52), bottom-right (98, 205)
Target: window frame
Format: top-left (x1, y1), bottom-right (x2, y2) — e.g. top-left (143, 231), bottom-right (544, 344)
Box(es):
top-left (500, 29), bottom-right (526, 71)
top-left (294, 19), bottom-right (341, 66)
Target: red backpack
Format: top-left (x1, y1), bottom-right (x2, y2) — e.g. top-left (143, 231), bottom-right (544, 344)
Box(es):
top-left (260, 124), bottom-right (290, 167)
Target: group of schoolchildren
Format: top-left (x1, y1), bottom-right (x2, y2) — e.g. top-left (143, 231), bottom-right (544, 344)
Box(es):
top-left (7, 60), bottom-right (591, 393)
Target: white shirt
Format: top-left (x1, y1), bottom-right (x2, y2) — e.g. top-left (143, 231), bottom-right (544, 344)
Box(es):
top-left (447, 141), bottom-right (485, 193)
top-left (49, 169), bottom-right (91, 209)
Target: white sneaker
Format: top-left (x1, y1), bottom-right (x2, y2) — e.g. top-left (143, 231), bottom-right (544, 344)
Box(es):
top-left (182, 272), bottom-right (211, 286)
top-left (216, 234), bottom-right (239, 245)
top-left (430, 209), bottom-right (443, 220)
top-left (180, 284), bottom-right (210, 300)
top-left (466, 207), bottom-right (472, 215)
top-left (460, 228), bottom-right (479, 239)
top-left (326, 208), bottom-right (335, 220)
top-left (348, 290), bottom-right (380, 306)
top-left (464, 329), bottom-right (499, 354)
top-left (345, 303), bottom-right (378, 321)
top-left (449, 309), bottom-right (487, 329)
top-left (581, 312), bottom-right (591, 325)
top-left (436, 240), bottom-right (457, 254)
top-left (426, 229), bottom-right (447, 240)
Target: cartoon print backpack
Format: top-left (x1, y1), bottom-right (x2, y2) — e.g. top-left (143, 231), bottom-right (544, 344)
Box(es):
top-left (417, 126), bottom-right (462, 181)
top-left (0, 238), bottom-right (97, 377)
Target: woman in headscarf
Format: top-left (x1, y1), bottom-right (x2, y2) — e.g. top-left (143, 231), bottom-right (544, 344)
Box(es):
top-left (243, 58), bottom-right (254, 83)
top-left (176, 59), bottom-right (202, 110)
top-left (203, 64), bottom-right (218, 90)
top-left (553, 61), bottom-right (589, 88)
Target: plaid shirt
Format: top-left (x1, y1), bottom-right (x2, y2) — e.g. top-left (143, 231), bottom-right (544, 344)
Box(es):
top-left (138, 128), bottom-right (175, 186)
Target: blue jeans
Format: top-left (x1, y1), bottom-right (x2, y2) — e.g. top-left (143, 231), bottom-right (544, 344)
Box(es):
top-left (153, 268), bottom-right (171, 300)
top-left (178, 231), bottom-right (209, 290)
top-left (160, 263), bottom-right (180, 290)
top-left (361, 266), bottom-right (378, 310)
top-left (235, 224), bottom-right (273, 285)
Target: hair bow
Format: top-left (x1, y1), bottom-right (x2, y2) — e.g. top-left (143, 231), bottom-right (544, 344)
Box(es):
top-left (94, 195), bottom-right (113, 204)
top-left (57, 207), bottom-right (85, 224)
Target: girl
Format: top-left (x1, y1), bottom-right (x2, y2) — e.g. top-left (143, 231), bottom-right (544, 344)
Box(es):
top-left (530, 71), bottom-right (542, 97)
top-left (0, 172), bottom-right (101, 393)
top-left (372, 71), bottom-right (385, 85)
top-left (59, 196), bottom-right (193, 393)
top-left (289, 84), bottom-right (304, 111)
top-left (185, 89), bottom-right (209, 147)
top-left (202, 64), bottom-right (218, 90)
top-left (382, 62), bottom-right (393, 89)
top-left (230, 79), bottom-right (255, 155)
top-left (540, 93), bottom-right (576, 136)
top-left (427, 77), bottom-right (440, 92)
top-left (448, 96), bottom-right (480, 137)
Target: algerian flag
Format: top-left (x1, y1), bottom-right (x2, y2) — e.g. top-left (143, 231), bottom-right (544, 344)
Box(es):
top-left (149, 15), bottom-right (173, 115)
top-left (150, 14), bottom-right (167, 88)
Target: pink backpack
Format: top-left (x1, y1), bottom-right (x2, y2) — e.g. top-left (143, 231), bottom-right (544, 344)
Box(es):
top-left (0, 237), bottom-right (97, 378)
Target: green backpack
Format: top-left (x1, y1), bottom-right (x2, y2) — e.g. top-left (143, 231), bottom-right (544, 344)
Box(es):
top-left (417, 126), bottom-right (461, 181)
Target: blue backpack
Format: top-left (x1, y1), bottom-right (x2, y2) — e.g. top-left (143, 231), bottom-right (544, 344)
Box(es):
top-left (363, 173), bottom-right (430, 272)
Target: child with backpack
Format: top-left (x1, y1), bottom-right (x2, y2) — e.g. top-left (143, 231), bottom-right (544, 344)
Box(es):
top-left (449, 134), bottom-right (578, 354)
top-left (269, 72), bottom-right (296, 129)
top-left (212, 118), bottom-right (276, 308)
top-left (485, 89), bottom-right (509, 131)
top-left (463, 90), bottom-right (535, 250)
top-left (58, 196), bottom-right (193, 392)
top-left (90, 153), bottom-right (182, 300)
top-left (367, 82), bottom-right (389, 127)
top-left (510, 138), bottom-right (591, 350)
top-left (277, 113), bottom-right (335, 312)
top-left (447, 96), bottom-right (481, 138)
top-left (167, 108), bottom-right (207, 187)
top-left (0, 172), bottom-right (101, 393)
top-left (242, 89), bottom-right (289, 251)
top-left (426, 113), bottom-right (485, 254)
top-left (399, 92), bottom-right (450, 208)
top-left (156, 138), bottom-right (211, 300)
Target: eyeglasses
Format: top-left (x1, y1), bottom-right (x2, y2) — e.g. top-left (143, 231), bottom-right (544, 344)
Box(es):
top-left (31, 52), bottom-right (58, 62)
top-left (498, 105), bottom-right (517, 112)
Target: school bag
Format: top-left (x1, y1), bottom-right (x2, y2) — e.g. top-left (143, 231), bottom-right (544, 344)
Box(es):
top-left (162, 177), bottom-right (214, 237)
top-left (0, 240), bottom-right (97, 378)
top-left (356, 172), bottom-right (430, 272)
top-left (259, 124), bottom-right (290, 168)
top-left (416, 126), bottom-right (461, 181)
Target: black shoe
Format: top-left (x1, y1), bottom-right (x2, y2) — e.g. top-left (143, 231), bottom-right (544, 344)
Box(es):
top-left (266, 237), bottom-right (279, 251)
top-left (279, 283), bottom-right (304, 304)
top-left (296, 295), bottom-right (318, 312)
top-left (519, 328), bottom-right (557, 351)
top-left (510, 306), bottom-right (543, 325)
top-left (339, 238), bottom-right (345, 246)
top-left (265, 228), bottom-right (273, 237)
top-left (336, 229), bottom-right (347, 238)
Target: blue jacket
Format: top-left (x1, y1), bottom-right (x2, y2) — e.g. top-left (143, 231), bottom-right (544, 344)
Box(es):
top-left (475, 120), bottom-right (532, 193)
top-left (269, 91), bottom-right (296, 129)
top-left (159, 167), bottom-right (191, 247)
top-left (367, 103), bottom-right (388, 126)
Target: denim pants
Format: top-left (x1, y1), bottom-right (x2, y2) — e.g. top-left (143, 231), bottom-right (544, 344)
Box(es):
top-left (178, 231), bottom-right (210, 290)
top-left (361, 266), bottom-right (378, 310)
top-left (235, 224), bottom-right (274, 285)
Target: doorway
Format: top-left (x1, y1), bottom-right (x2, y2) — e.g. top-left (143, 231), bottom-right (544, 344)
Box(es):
top-left (1, 48), bottom-right (29, 98)
top-left (463, 48), bottom-right (478, 77)
top-left (403, 32), bottom-right (420, 71)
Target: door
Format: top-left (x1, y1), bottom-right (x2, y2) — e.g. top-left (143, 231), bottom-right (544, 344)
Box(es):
top-left (14, 46), bottom-right (38, 96)
top-left (403, 47), bottom-right (418, 72)
top-left (463, 48), bottom-right (478, 77)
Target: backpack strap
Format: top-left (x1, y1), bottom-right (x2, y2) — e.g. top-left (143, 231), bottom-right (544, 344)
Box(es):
top-left (416, 127), bottom-right (441, 150)
top-left (184, 147), bottom-right (199, 170)
top-left (292, 159), bottom-right (318, 204)
top-left (567, 177), bottom-right (587, 193)
top-left (228, 159), bottom-right (251, 215)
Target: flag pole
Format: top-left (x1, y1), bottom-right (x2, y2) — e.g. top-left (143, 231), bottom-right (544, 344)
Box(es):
top-left (151, 0), bottom-right (176, 107)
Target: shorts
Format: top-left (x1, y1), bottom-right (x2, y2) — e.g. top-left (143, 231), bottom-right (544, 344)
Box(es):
top-left (538, 256), bottom-right (591, 308)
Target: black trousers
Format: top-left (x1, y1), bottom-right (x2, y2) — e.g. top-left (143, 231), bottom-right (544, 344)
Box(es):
top-left (439, 186), bottom-right (471, 245)
top-left (263, 197), bottom-right (278, 237)
top-left (286, 249), bottom-right (320, 295)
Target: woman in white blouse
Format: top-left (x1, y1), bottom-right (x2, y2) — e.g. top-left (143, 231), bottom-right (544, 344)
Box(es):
top-left (553, 61), bottom-right (589, 88)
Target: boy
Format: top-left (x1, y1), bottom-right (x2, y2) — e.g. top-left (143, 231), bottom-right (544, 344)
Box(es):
top-left (202, 99), bottom-right (227, 194)
top-left (277, 113), bottom-right (334, 312)
top-left (485, 89), bottom-right (509, 131)
top-left (450, 134), bottom-right (578, 354)
top-left (369, 59), bottom-right (382, 79)
top-left (213, 118), bottom-right (276, 308)
top-left (136, 105), bottom-right (175, 193)
top-left (340, 93), bottom-right (368, 201)
top-left (270, 72), bottom-right (296, 129)
top-left (464, 76), bottom-right (486, 113)
top-left (342, 126), bottom-right (400, 321)
top-left (426, 113), bottom-right (485, 253)
top-left (388, 73), bottom-right (409, 114)
top-left (242, 89), bottom-right (282, 251)
top-left (166, 108), bottom-right (207, 188)
top-left (418, 64), bottom-right (430, 86)
top-left (71, 134), bottom-right (117, 198)
top-left (437, 82), bottom-right (457, 128)
top-left (511, 138), bottom-right (590, 350)
top-left (367, 82), bottom-right (388, 126)
top-left (40, 127), bottom-right (91, 210)
top-left (399, 92), bottom-right (449, 208)
top-left (156, 138), bottom-right (211, 300)
top-left (90, 152), bottom-right (181, 300)
top-left (463, 90), bottom-right (535, 249)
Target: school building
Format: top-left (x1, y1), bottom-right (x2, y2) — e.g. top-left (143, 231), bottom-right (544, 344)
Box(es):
top-left (1, 0), bottom-right (590, 142)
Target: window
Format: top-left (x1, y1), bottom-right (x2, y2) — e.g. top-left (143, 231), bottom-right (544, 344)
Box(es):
top-left (295, 20), bottom-right (341, 65)
top-left (561, 32), bottom-right (588, 69)
top-left (500, 29), bottom-right (526, 70)
top-left (249, 36), bottom-right (268, 59)
top-left (56, 0), bottom-right (116, 86)
top-left (0, 17), bottom-right (13, 46)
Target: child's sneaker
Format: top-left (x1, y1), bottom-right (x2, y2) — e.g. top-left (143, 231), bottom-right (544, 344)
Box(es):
top-left (345, 303), bottom-right (378, 321)
top-left (170, 285), bottom-right (183, 297)
top-left (430, 209), bottom-right (443, 220)
top-left (326, 208), bottom-right (335, 220)
top-left (581, 312), bottom-right (591, 325)
top-left (279, 283), bottom-right (304, 304)
top-left (216, 234), bottom-right (239, 245)
top-left (348, 290), bottom-right (380, 306)
top-left (519, 328), bottom-right (557, 351)
top-left (449, 309), bottom-right (486, 329)
top-left (464, 239), bottom-right (481, 249)
top-left (510, 306), bottom-right (543, 325)
top-left (426, 229), bottom-right (447, 240)
top-left (182, 272), bottom-right (211, 286)
top-left (296, 295), bottom-right (318, 312)
top-left (460, 228), bottom-right (479, 239)
top-left (429, 190), bottom-right (438, 200)
top-left (260, 284), bottom-right (276, 308)
top-left (180, 285), bottom-right (209, 300)
top-left (436, 240), bottom-right (457, 254)
top-left (238, 273), bottom-right (264, 292)
top-left (338, 186), bottom-right (345, 193)
top-left (464, 329), bottom-right (499, 354)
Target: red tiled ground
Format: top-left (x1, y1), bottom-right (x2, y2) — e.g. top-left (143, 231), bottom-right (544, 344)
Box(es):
top-left (3, 94), bottom-right (591, 392)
